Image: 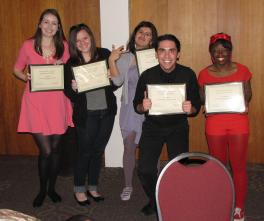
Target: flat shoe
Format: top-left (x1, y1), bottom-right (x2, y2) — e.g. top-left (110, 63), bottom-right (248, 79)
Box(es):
top-left (74, 194), bottom-right (90, 206)
top-left (87, 191), bottom-right (104, 202)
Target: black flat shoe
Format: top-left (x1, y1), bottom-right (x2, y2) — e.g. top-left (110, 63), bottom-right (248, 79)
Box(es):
top-left (48, 191), bottom-right (62, 203)
top-left (87, 191), bottom-right (104, 202)
top-left (74, 194), bottom-right (90, 206)
top-left (33, 192), bottom-right (46, 208)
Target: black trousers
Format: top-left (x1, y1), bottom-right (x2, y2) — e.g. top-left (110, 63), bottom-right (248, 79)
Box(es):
top-left (137, 121), bottom-right (189, 206)
top-left (74, 110), bottom-right (115, 189)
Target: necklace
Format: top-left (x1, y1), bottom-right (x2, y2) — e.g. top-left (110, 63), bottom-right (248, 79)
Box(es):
top-left (42, 45), bottom-right (55, 63)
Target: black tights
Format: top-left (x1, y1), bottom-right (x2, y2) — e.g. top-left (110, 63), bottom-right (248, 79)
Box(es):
top-left (33, 133), bottom-right (61, 194)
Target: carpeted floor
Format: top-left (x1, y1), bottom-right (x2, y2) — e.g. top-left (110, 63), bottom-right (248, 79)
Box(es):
top-left (0, 156), bottom-right (263, 221)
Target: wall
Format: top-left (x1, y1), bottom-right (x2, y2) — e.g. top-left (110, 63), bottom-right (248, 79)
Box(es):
top-left (100, 0), bottom-right (129, 167)
top-left (130, 0), bottom-right (264, 163)
top-left (0, 0), bottom-right (101, 155)
top-left (1, 0), bottom-right (264, 163)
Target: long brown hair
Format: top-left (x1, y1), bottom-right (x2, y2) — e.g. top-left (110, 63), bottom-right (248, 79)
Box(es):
top-left (32, 8), bottom-right (66, 59)
top-left (68, 23), bottom-right (98, 65)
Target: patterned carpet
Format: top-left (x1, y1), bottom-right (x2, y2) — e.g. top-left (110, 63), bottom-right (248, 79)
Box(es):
top-left (0, 156), bottom-right (263, 221)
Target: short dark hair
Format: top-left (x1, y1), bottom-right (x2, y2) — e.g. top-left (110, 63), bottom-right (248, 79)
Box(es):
top-left (126, 21), bottom-right (158, 54)
top-left (155, 34), bottom-right (181, 52)
top-left (209, 39), bottom-right (233, 53)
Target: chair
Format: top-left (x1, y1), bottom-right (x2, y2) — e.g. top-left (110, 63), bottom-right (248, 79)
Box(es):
top-left (155, 152), bottom-right (234, 221)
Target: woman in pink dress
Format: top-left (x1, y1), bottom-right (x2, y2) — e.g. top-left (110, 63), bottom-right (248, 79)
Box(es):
top-left (13, 9), bottom-right (73, 208)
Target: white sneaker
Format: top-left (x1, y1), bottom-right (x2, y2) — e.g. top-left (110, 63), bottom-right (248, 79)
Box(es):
top-left (234, 207), bottom-right (245, 221)
top-left (120, 187), bottom-right (133, 201)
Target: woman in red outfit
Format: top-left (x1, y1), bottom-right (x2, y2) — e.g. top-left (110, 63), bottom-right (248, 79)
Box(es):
top-left (198, 33), bottom-right (252, 221)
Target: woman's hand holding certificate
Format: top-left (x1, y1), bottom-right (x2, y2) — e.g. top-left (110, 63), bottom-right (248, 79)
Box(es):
top-left (72, 60), bottom-right (110, 93)
top-left (30, 64), bottom-right (64, 92)
top-left (205, 82), bottom-right (246, 114)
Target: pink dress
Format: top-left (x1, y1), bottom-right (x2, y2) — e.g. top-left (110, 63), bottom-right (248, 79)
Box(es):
top-left (14, 39), bottom-right (73, 135)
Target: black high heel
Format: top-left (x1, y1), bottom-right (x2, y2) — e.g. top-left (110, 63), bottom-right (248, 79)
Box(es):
top-left (87, 191), bottom-right (104, 202)
top-left (33, 192), bottom-right (46, 208)
top-left (48, 191), bottom-right (62, 203)
top-left (74, 194), bottom-right (90, 206)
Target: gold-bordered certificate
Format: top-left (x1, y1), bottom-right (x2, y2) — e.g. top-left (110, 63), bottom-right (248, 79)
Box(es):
top-left (205, 82), bottom-right (245, 114)
top-left (72, 60), bottom-right (110, 93)
top-left (30, 64), bottom-right (64, 92)
top-left (136, 48), bottom-right (159, 75)
top-left (147, 84), bottom-right (186, 115)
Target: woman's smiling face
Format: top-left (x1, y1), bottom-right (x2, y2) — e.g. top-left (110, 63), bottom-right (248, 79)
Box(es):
top-left (135, 27), bottom-right (153, 49)
top-left (76, 29), bottom-right (91, 54)
top-left (39, 13), bottom-right (59, 38)
top-left (210, 43), bottom-right (232, 66)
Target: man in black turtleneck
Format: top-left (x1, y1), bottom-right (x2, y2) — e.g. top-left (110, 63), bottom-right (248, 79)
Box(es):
top-left (133, 34), bottom-right (201, 216)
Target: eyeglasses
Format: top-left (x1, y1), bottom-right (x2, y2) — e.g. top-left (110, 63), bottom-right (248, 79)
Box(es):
top-left (138, 30), bottom-right (152, 38)
top-left (157, 48), bottom-right (177, 55)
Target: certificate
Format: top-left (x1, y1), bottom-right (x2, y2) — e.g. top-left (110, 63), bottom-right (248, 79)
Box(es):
top-left (136, 48), bottom-right (159, 75)
top-left (205, 82), bottom-right (245, 114)
top-left (30, 65), bottom-right (64, 92)
top-left (147, 84), bottom-right (186, 115)
top-left (72, 60), bottom-right (110, 93)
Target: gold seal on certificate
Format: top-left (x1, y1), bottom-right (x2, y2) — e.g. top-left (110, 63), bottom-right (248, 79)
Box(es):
top-left (30, 64), bottom-right (64, 92)
top-left (72, 60), bottom-right (110, 93)
top-left (136, 48), bottom-right (159, 75)
top-left (147, 84), bottom-right (186, 115)
top-left (205, 82), bottom-right (246, 114)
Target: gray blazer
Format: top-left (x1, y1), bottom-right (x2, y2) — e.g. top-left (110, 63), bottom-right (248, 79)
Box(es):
top-left (111, 52), bottom-right (135, 104)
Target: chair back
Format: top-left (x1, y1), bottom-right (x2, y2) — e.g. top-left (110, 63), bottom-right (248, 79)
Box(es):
top-left (155, 152), bottom-right (234, 221)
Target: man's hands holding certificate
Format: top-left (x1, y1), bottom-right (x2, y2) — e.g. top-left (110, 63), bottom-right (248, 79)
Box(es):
top-left (139, 91), bottom-right (193, 115)
top-left (142, 91), bottom-right (152, 112)
top-left (182, 101), bottom-right (192, 114)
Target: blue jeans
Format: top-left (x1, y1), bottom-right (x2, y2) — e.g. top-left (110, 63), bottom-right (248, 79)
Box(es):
top-left (74, 110), bottom-right (115, 192)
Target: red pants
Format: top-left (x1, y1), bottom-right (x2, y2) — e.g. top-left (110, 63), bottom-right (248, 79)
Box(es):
top-left (206, 133), bottom-right (249, 209)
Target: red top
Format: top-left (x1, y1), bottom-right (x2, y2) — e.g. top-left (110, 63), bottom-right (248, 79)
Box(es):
top-left (198, 63), bottom-right (252, 134)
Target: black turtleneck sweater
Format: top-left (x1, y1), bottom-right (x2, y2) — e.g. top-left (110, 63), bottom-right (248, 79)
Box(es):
top-left (133, 64), bottom-right (201, 129)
